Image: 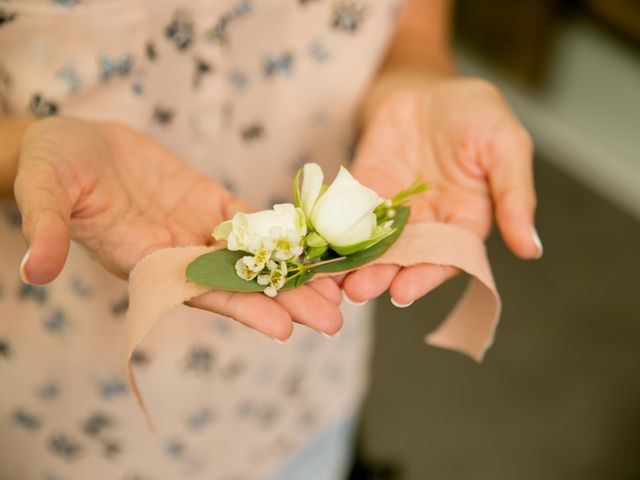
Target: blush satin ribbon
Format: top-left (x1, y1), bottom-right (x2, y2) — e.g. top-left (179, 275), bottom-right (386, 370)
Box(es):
top-left (125, 222), bottom-right (501, 429)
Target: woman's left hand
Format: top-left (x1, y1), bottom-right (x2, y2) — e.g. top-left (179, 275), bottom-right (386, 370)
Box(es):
top-left (341, 74), bottom-right (541, 306)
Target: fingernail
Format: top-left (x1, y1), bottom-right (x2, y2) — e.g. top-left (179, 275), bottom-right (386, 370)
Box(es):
top-left (19, 249), bottom-right (32, 284)
top-left (342, 290), bottom-right (367, 306)
top-left (273, 337), bottom-right (290, 345)
top-left (532, 228), bottom-right (543, 259)
top-left (391, 297), bottom-right (414, 308)
top-left (322, 331), bottom-right (340, 340)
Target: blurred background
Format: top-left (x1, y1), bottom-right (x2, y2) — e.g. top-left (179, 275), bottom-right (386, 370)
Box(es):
top-left (355, 0), bottom-right (640, 478)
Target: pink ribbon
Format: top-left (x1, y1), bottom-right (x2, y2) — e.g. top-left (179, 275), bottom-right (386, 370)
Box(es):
top-left (125, 222), bottom-right (500, 429)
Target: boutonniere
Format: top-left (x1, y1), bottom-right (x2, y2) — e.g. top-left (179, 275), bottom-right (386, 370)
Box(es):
top-left (186, 163), bottom-right (427, 295)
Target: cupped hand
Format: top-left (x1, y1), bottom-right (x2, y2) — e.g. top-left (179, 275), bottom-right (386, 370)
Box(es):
top-left (342, 75), bottom-right (541, 306)
top-left (14, 117), bottom-right (342, 340)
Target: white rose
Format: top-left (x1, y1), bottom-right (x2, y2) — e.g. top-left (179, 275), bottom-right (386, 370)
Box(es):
top-left (213, 203), bottom-right (307, 257)
top-left (300, 163), bottom-right (388, 255)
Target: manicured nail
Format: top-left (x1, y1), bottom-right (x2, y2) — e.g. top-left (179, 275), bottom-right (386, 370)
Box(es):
top-left (19, 249), bottom-right (32, 284)
top-left (532, 228), bottom-right (543, 258)
top-left (273, 337), bottom-right (290, 345)
top-left (391, 297), bottom-right (414, 308)
top-left (322, 331), bottom-right (340, 340)
top-left (342, 290), bottom-right (367, 306)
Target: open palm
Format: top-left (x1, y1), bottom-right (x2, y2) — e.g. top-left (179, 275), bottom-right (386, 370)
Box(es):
top-left (342, 77), bottom-right (540, 306)
top-left (14, 117), bottom-right (342, 340)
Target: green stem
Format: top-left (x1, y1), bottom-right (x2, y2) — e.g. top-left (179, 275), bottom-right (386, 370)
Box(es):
top-left (286, 270), bottom-right (305, 282)
top-left (303, 256), bottom-right (347, 270)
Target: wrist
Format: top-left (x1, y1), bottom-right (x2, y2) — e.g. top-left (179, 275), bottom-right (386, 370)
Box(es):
top-left (358, 66), bottom-right (455, 129)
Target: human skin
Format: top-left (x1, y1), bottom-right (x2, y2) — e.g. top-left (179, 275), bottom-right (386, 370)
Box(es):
top-left (340, 0), bottom-right (541, 307)
top-left (0, 0), bottom-right (539, 336)
top-left (11, 117), bottom-right (344, 341)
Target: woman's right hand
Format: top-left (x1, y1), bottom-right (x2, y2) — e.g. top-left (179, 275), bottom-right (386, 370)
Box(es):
top-left (14, 117), bottom-right (343, 341)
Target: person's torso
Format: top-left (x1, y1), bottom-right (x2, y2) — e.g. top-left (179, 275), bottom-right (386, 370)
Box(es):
top-left (0, 2), bottom-right (400, 478)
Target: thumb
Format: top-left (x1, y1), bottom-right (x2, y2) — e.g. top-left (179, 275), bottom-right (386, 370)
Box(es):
top-left (14, 139), bottom-right (74, 285)
top-left (487, 126), bottom-right (542, 259)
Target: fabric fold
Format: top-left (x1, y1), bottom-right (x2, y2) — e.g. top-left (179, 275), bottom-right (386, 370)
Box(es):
top-left (125, 222), bottom-right (501, 429)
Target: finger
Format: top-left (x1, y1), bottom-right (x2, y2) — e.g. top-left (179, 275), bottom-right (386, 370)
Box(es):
top-left (341, 264), bottom-right (401, 304)
top-left (487, 126), bottom-right (541, 259)
top-left (330, 273), bottom-right (347, 288)
top-left (275, 285), bottom-right (344, 337)
top-left (306, 277), bottom-right (343, 305)
top-left (187, 290), bottom-right (294, 341)
top-left (389, 264), bottom-right (459, 306)
top-left (13, 163), bottom-right (72, 285)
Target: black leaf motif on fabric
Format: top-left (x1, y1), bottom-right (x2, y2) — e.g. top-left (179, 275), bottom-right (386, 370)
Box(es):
top-left (263, 53), bottom-right (293, 77)
top-left (53, 0), bottom-right (80, 6)
top-left (185, 346), bottom-right (215, 373)
top-left (30, 94), bottom-right (59, 118)
top-left (42, 310), bottom-right (68, 334)
top-left (98, 377), bottom-right (129, 399)
top-left (165, 9), bottom-right (194, 51)
top-left (186, 407), bottom-right (215, 431)
top-left (111, 295), bottom-right (129, 317)
top-left (146, 41), bottom-right (157, 61)
top-left (98, 54), bottom-right (133, 81)
top-left (0, 9), bottom-right (17, 27)
top-left (193, 58), bottom-right (213, 88)
top-left (4, 206), bottom-right (21, 228)
top-left (0, 338), bottom-right (10, 359)
top-left (220, 358), bottom-right (246, 380)
top-left (70, 277), bottom-right (93, 298)
top-left (205, 14), bottom-right (231, 45)
top-left (36, 383), bottom-right (60, 401)
top-left (19, 283), bottom-right (48, 304)
top-left (165, 438), bottom-right (185, 458)
top-left (82, 412), bottom-right (113, 437)
top-left (153, 106), bottom-right (174, 125)
top-left (332, 1), bottom-right (366, 33)
top-left (12, 409), bottom-right (41, 431)
top-left (102, 439), bottom-right (122, 458)
top-left (131, 349), bottom-right (150, 366)
top-left (241, 123), bottom-right (264, 142)
top-left (49, 434), bottom-right (82, 460)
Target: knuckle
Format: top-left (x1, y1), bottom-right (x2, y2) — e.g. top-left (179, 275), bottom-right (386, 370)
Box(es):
top-left (513, 127), bottom-right (534, 153)
top-left (463, 77), bottom-right (502, 100)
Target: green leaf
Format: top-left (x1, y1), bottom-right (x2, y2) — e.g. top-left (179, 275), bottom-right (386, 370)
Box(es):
top-left (186, 250), bottom-right (317, 292)
top-left (306, 244), bottom-right (329, 260)
top-left (392, 179), bottom-right (428, 206)
top-left (306, 231), bottom-right (327, 248)
top-left (186, 250), bottom-right (265, 292)
top-left (309, 206), bottom-right (410, 274)
top-left (186, 206), bottom-right (411, 292)
top-left (330, 227), bottom-right (396, 256)
top-left (288, 270), bottom-right (314, 288)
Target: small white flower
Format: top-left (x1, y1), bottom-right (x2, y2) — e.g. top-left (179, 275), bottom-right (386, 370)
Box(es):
top-left (258, 261), bottom-right (289, 297)
top-left (251, 247), bottom-right (272, 271)
top-left (273, 229), bottom-right (304, 261)
top-left (235, 257), bottom-right (259, 281)
top-left (264, 286), bottom-right (278, 297)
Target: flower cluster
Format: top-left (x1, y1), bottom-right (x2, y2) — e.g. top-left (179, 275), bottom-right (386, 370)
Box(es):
top-left (213, 163), bottom-right (424, 297)
top-left (214, 204), bottom-right (306, 296)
